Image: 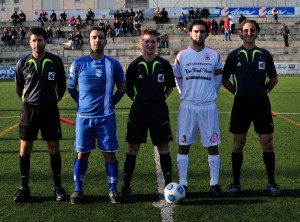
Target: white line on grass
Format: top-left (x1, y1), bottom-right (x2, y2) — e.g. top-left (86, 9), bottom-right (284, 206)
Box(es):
top-left (152, 146), bottom-right (175, 222)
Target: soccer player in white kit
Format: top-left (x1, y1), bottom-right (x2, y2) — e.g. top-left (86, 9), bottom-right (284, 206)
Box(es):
top-left (173, 20), bottom-right (223, 196)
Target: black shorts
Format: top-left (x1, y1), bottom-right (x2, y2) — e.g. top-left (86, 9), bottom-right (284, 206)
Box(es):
top-left (126, 102), bottom-right (173, 146)
top-left (230, 95), bottom-right (274, 134)
top-left (19, 103), bottom-right (62, 141)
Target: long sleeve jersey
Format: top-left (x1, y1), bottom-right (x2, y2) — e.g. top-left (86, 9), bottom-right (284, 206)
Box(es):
top-left (15, 51), bottom-right (66, 106)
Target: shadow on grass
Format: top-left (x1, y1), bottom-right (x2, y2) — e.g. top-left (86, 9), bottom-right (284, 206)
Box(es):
top-left (180, 189), bottom-right (300, 206)
top-left (0, 149), bottom-right (73, 154)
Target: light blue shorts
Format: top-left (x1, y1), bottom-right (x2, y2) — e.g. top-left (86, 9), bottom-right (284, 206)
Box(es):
top-left (75, 113), bottom-right (119, 153)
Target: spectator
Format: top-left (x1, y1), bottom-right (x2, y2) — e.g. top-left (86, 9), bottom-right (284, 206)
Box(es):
top-left (59, 11), bottom-right (67, 25)
top-left (11, 11), bottom-right (19, 27)
top-left (272, 7), bottom-right (278, 23)
top-left (105, 20), bottom-right (112, 33)
top-left (18, 27), bottom-right (26, 44)
top-left (239, 14), bottom-right (246, 24)
top-left (212, 19), bottom-right (219, 34)
top-left (74, 31), bottom-right (83, 50)
top-left (69, 16), bottom-right (76, 27)
top-left (195, 8), bottom-right (202, 20)
top-left (37, 10), bottom-right (48, 26)
top-left (280, 23), bottom-right (290, 47)
top-left (205, 18), bottom-right (212, 33)
top-left (178, 12), bottom-right (187, 30)
top-left (114, 10), bottom-right (120, 21)
top-left (224, 18), bottom-right (231, 41)
top-left (46, 27), bottom-right (53, 44)
top-left (63, 33), bottom-right (75, 49)
top-left (160, 8), bottom-right (169, 23)
top-left (133, 21), bottom-right (141, 36)
top-left (156, 30), bottom-right (163, 48)
top-left (200, 7), bottom-right (210, 19)
top-left (124, 9), bottom-right (130, 21)
top-left (55, 27), bottom-right (63, 40)
top-left (134, 13), bottom-right (142, 24)
top-left (107, 27), bottom-right (115, 43)
top-left (129, 8), bottom-right (135, 21)
top-left (119, 10), bottom-right (125, 23)
top-left (188, 7), bottom-right (195, 22)
top-left (229, 13), bottom-right (235, 34)
top-left (86, 8), bottom-right (95, 26)
top-left (98, 20), bottom-right (105, 29)
top-left (113, 19), bottom-right (121, 37)
top-left (121, 21), bottom-right (128, 36)
top-left (1, 27), bottom-right (11, 44)
top-left (219, 18), bottom-right (225, 34)
top-left (153, 7), bottom-right (161, 24)
top-left (18, 10), bottom-right (27, 27)
top-left (11, 27), bottom-right (18, 44)
top-left (75, 15), bottom-right (83, 31)
top-left (127, 19), bottom-right (134, 36)
top-left (136, 9), bottom-right (144, 22)
top-left (161, 31), bottom-right (169, 48)
top-left (50, 10), bottom-right (57, 25)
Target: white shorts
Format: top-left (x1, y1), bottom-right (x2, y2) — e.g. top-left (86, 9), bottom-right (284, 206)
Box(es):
top-left (176, 101), bottom-right (221, 147)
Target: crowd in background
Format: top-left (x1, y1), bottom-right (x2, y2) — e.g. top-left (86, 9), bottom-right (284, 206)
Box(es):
top-left (1, 7), bottom-right (288, 48)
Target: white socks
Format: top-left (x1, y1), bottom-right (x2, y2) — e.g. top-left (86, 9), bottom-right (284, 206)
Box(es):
top-left (208, 154), bottom-right (220, 186)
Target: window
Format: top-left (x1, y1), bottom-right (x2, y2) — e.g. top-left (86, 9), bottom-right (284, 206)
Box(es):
top-left (74, 0), bottom-right (80, 2)
top-left (14, 7), bottom-right (19, 11)
top-left (1, 8), bottom-right (5, 11)
top-left (0, 0), bottom-right (6, 4)
top-left (14, 0), bottom-right (19, 3)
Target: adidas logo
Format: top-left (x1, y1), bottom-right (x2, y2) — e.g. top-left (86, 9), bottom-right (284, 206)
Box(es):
top-left (237, 62), bottom-right (242, 66)
top-left (138, 74), bottom-right (143, 79)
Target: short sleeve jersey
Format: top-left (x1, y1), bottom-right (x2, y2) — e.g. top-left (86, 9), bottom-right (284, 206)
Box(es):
top-left (67, 55), bottom-right (125, 117)
top-left (223, 46), bottom-right (277, 97)
top-left (126, 55), bottom-right (176, 104)
top-left (173, 46), bottom-right (223, 104)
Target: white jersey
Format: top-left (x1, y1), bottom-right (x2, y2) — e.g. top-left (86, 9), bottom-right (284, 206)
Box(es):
top-left (173, 46), bottom-right (223, 104)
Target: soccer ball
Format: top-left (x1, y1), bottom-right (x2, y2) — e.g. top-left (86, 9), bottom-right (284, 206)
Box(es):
top-left (164, 182), bottom-right (186, 204)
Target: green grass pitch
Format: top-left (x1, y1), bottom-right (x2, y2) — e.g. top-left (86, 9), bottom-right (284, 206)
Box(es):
top-left (0, 77), bottom-right (299, 222)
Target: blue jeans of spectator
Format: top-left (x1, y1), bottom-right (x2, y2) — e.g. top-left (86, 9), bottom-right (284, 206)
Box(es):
top-left (224, 29), bottom-right (231, 41)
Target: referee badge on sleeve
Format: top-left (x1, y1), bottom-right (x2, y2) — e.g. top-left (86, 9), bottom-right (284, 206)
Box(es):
top-left (259, 62), bottom-right (265, 70)
top-left (48, 72), bottom-right (55, 80)
top-left (158, 74), bottom-right (165, 82)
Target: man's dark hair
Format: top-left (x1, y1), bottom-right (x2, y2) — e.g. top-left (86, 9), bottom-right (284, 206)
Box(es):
top-left (189, 20), bottom-right (209, 33)
top-left (239, 19), bottom-right (261, 33)
top-left (89, 27), bottom-right (107, 40)
top-left (29, 27), bottom-right (47, 40)
top-left (141, 28), bottom-right (159, 41)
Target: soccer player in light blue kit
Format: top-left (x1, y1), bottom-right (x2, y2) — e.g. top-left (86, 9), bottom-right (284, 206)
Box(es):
top-left (68, 27), bottom-right (126, 204)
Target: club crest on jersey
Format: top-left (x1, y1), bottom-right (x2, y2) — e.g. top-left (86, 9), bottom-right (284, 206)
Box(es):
top-left (158, 74), bottom-right (165, 82)
top-left (259, 61), bottom-right (265, 70)
top-left (210, 133), bottom-right (219, 143)
top-left (96, 69), bottom-right (102, 77)
top-left (48, 72), bottom-right (55, 80)
top-left (204, 53), bottom-right (210, 61)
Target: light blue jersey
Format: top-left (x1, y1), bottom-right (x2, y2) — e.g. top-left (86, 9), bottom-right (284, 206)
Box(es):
top-left (68, 55), bottom-right (125, 117)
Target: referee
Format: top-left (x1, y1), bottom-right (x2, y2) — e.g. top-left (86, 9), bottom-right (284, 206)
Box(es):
top-left (14, 27), bottom-right (67, 202)
top-left (222, 20), bottom-right (280, 196)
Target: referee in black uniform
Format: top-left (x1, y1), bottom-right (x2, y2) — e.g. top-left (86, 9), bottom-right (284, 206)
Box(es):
top-left (121, 29), bottom-right (176, 200)
top-left (14, 27), bottom-right (67, 202)
top-left (222, 20), bottom-right (280, 196)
